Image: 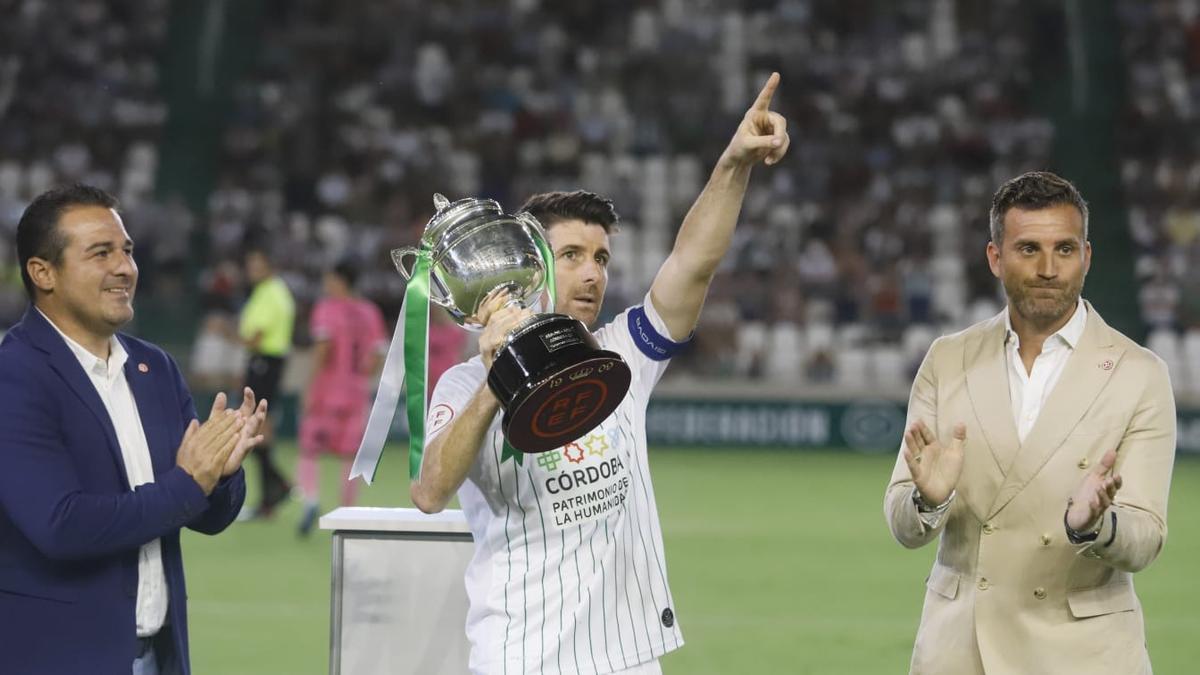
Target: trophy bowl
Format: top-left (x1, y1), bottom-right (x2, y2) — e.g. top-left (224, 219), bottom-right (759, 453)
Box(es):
top-left (394, 194), bottom-right (632, 453)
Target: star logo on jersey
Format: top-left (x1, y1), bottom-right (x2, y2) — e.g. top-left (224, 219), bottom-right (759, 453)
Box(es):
top-left (535, 450), bottom-right (561, 472)
top-left (583, 432), bottom-right (609, 457)
top-left (563, 442), bottom-right (586, 464)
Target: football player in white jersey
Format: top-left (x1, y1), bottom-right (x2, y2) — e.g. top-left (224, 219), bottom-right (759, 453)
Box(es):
top-left (412, 73), bottom-right (790, 675)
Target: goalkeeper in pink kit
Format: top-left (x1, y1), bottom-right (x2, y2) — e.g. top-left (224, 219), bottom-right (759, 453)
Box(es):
top-left (297, 262), bottom-right (387, 535)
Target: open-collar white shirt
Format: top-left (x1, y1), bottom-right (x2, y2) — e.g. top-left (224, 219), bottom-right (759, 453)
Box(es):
top-left (1004, 298), bottom-right (1088, 444)
top-left (38, 309), bottom-right (168, 637)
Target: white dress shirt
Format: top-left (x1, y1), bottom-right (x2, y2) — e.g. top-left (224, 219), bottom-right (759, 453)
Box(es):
top-left (40, 310), bottom-right (168, 637)
top-left (1004, 298), bottom-right (1088, 443)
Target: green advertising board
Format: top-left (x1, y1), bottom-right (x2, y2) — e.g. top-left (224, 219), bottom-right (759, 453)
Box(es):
top-left (644, 399), bottom-right (907, 453)
top-left (644, 398), bottom-right (1200, 457)
top-left (200, 392), bottom-right (1200, 457)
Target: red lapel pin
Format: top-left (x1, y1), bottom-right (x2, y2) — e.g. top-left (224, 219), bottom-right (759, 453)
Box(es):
top-left (138, 363), bottom-right (149, 373)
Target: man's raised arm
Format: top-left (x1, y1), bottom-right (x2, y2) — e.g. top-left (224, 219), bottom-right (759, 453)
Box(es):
top-left (649, 72), bottom-right (790, 340)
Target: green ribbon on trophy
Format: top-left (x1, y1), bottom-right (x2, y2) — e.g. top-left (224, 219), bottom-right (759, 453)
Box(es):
top-left (400, 245), bottom-right (433, 479)
top-left (348, 237), bottom-right (434, 484)
top-left (349, 198), bottom-right (558, 484)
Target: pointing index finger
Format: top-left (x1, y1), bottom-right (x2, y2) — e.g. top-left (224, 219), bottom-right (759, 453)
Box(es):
top-left (751, 72), bottom-right (781, 112)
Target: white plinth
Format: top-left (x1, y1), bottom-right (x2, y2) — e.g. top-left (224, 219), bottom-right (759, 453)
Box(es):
top-left (321, 507), bottom-right (474, 675)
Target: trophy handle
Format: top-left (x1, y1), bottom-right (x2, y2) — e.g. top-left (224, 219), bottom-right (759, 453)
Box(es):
top-left (517, 211), bottom-right (550, 247)
top-left (391, 247), bottom-right (419, 280)
top-left (391, 246), bottom-right (456, 310)
top-left (516, 212), bottom-right (553, 295)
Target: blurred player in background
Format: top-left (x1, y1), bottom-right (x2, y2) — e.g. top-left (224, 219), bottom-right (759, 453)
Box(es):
top-left (426, 296), bottom-right (469, 394)
top-left (296, 261), bottom-right (387, 535)
top-left (238, 246), bottom-right (296, 519)
top-left (411, 74), bottom-right (789, 675)
top-left (885, 172), bottom-right (1176, 674)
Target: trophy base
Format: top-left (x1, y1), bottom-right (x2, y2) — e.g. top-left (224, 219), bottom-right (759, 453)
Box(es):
top-left (488, 314), bottom-right (632, 453)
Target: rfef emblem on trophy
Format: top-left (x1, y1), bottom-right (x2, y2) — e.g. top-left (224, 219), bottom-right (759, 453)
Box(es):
top-left (394, 194), bottom-right (632, 454)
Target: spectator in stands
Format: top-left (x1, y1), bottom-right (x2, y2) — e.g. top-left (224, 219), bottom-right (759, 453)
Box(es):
top-left (3, 0), bottom-right (1071, 397)
top-left (192, 1), bottom-right (1054, 391)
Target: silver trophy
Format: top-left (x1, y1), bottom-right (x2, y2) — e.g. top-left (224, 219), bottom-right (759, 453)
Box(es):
top-left (394, 194), bottom-right (631, 453)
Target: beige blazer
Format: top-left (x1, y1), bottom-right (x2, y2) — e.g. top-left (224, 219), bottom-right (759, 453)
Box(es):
top-left (885, 304), bottom-right (1176, 675)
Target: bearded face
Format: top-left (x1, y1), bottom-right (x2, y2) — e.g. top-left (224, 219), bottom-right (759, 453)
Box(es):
top-left (987, 204), bottom-right (1091, 330)
top-left (546, 219), bottom-right (610, 328)
top-left (1002, 263), bottom-right (1086, 326)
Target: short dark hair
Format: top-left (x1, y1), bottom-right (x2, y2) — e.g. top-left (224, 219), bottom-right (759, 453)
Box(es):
top-left (518, 190), bottom-right (619, 233)
top-left (242, 242), bottom-right (274, 267)
top-left (989, 171), bottom-right (1089, 244)
top-left (16, 184), bottom-right (120, 298)
top-left (330, 259), bottom-right (360, 289)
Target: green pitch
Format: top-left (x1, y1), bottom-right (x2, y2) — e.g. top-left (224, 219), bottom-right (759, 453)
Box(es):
top-left (183, 446), bottom-right (1200, 674)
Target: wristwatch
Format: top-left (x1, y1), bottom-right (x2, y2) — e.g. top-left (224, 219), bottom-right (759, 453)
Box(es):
top-left (1064, 497), bottom-right (1102, 544)
top-left (912, 487), bottom-right (954, 528)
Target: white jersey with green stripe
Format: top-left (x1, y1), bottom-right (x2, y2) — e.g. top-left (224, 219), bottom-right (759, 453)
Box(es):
top-left (427, 295), bottom-right (686, 675)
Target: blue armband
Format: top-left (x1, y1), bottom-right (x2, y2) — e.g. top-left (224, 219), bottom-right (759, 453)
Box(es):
top-left (627, 305), bottom-right (690, 362)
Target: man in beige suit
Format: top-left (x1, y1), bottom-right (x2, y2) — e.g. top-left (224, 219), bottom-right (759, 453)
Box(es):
top-left (885, 171), bottom-right (1177, 674)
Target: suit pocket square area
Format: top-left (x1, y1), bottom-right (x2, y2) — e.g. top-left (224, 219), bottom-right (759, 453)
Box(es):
top-left (925, 564), bottom-right (960, 600)
top-left (1067, 580), bottom-right (1137, 618)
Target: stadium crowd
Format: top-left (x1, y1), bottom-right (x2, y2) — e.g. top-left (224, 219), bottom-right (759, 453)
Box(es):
top-left (1118, 0), bottom-right (1200, 397)
top-left (195, 0), bottom-right (1052, 391)
top-left (2, 0), bottom-right (1197, 398)
top-left (0, 0), bottom-right (194, 329)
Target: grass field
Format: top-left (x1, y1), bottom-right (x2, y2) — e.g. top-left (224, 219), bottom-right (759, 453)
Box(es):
top-left (184, 445), bottom-right (1200, 674)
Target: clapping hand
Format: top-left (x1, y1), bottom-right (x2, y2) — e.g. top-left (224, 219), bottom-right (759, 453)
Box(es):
top-left (176, 390), bottom-right (268, 494)
top-left (1067, 449), bottom-right (1122, 532)
top-left (902, 421), bottom-right (966, 507)
top-left (221, 386), bottom-right (269, 478)
top-left (176, 392), bottom-right (244, 495)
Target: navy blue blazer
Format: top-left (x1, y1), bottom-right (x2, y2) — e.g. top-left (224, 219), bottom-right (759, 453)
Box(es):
top-left (0, 307), bottom-right (245, 674)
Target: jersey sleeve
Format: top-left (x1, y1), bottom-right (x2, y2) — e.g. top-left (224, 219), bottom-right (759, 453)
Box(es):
top-left (598, 292), bottom-right (692, 391)
top-left (366, 302), bottom-right (388, 352)
top-left (309, 300), bottom-right (333, 341)
top-left (237, 291), bottom-right (263, 340)
top-left (239, 282), bottom-right (288, 341)
top-left (426, 359), bottom-right (485, 444)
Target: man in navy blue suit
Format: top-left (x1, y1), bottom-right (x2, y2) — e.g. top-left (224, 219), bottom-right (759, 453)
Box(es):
top-left (0, 185), bottom-right (268, 675)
